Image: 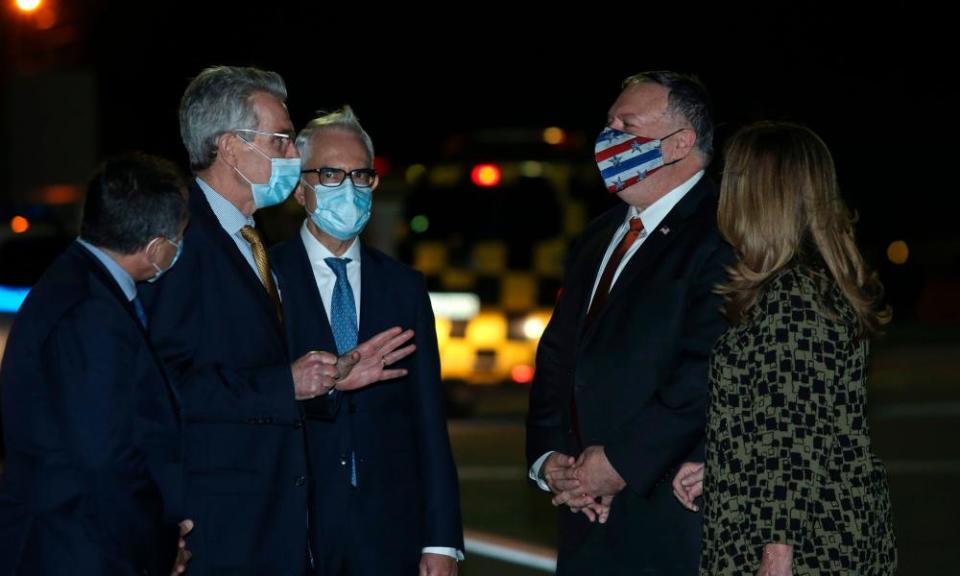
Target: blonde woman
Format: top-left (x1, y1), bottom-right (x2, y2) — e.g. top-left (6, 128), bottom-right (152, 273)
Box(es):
top-left (672, 122), bottom-right (896, 576)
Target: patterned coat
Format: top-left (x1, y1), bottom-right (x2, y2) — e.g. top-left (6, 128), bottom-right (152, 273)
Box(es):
top-left (700, 266), bottom-right (896, 575)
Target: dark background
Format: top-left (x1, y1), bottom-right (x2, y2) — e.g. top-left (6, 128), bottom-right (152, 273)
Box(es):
top-left (2, 2), bottom-right (954, 323)
top-left (2, 4), bottom-right (959, 574)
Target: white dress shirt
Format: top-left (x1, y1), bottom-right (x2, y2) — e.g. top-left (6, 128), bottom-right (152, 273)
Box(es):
top-left (298, 221), bottom-right (463, 561)
top-left (299, 222), bottom-right (362, 324)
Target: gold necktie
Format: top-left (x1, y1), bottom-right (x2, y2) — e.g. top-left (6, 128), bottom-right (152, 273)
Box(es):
top-left (240, 225), bottom-right (283, 323)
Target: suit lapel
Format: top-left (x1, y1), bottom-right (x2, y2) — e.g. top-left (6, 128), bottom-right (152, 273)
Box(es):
top-left (290, 232), bottom-right (338, 351)
top-left (190, 183), bottom-right (284, 338)
top-left (73, 242), bottom-right (182, 410)
top-left (73, 242), bottom-right (142, 331)
top-left (357, 243), bottom-right (388, 343)
top-left (573, 205), bottom-right (628, 337)
top-left (579, 177), bottom-right (714, 344)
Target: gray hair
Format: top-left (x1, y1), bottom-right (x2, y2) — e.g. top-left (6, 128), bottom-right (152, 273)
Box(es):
top-left (179, 66), bottom-right (288, 171)
top-left (622, 71), bottom-right (714, 163)
top-left (296, 106), bottom-right (375, 166)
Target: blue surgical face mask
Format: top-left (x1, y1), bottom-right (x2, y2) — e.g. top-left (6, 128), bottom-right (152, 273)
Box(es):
top-left (303, 179), bottom-right (373, 241)
top-left (233, 140), bottom-right (302, 208)
top-left (148, 237), bottom-right (183, 283)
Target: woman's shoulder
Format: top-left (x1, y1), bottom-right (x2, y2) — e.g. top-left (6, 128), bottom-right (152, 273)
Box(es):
top-left (755, 264), bottom-right (855, 328)
top-left (754, 266), bottom-right (814, 313)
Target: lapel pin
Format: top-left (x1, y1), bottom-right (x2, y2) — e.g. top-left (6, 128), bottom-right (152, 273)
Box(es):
top-left (659, 226), bottom-right (671, 235)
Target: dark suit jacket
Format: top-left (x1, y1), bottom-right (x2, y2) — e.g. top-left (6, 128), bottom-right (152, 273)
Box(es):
top-left (0, 241), bottom-right (181, 575)
top-left (271, 232), bottom-right (463, 576)
top-left (526, 177), bottom-right (734, 575)
top-left (140, 183), bottom-right (309, 575)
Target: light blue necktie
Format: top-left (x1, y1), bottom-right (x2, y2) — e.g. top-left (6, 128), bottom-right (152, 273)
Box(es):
top-left (132, 295), bottom-right (148, 329)
top-left (325, 257), bottom-right (358, 354)
top-left (324, 257), bottom-right (358, 486)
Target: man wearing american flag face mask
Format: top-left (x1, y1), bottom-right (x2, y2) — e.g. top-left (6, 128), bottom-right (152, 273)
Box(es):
top-left (526, 71), bottom-right (735, 575)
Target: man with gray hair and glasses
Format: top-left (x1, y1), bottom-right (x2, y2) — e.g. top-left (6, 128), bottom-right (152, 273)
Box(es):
top-left (271, 106), bottom-right (463, 576)
top-left (141, 66), bottom-right (416, 574)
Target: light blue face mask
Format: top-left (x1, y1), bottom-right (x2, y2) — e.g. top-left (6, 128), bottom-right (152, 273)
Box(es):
top-left (148, 237), bottom-right (183, 283)
top-left (303, 179), bottom-right (373, 241)
top-left (234, 140), bottom-right (302, 208)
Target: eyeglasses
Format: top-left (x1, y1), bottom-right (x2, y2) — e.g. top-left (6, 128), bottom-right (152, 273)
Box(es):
top-left (233, 128), bottom-right (296, 153)
top-left (301, 167), bottom-right (378, 188)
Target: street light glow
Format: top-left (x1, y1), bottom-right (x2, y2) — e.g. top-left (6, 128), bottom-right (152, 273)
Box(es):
top-left (16, 0), bottom-right (42, 13)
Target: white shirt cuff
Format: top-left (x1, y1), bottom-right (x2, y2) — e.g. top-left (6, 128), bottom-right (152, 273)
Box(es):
top-left (422, 547), bottom-right (464, 561)
top-left (528, 451), bottom-right (555, 492)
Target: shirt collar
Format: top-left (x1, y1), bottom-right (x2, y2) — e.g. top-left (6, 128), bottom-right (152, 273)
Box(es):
top-left (630, 170), bottom-right (705, 232)
top-left (196, 176), bottom-right (254, 235)
top-left (299, 220), bottom-right (361, 265)
top-left (76, 238), bottom-right (138, 301)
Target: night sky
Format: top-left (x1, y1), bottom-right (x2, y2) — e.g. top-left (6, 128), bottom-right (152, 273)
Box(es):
top-left (2, 1), bottom-right (955, 319)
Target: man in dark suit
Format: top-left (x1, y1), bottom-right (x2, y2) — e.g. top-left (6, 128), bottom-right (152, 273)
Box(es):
top-left (141, 67), bottom-right (414, 575)
top-left (525, 71), bottom-right (734, 575)
top-left (0, 153), bottom-right (189, 575)
top-left (270, 106), bottom-right (464, 576)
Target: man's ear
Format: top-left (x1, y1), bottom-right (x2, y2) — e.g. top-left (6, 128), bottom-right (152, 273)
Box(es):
top-left (670, 128), bottom-right (697, 159)
top-left (143, 236), bottom-right (164, 265)
top-left (218, 132), bottom-right (241, 167)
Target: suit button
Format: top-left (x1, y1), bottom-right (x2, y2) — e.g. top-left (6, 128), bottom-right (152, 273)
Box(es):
top-left (339, 459), bottom-right (347, 467)
top-left (293, 420), bottom-right (303, 429)
top-left (295, 475), bottom-right (306, 487)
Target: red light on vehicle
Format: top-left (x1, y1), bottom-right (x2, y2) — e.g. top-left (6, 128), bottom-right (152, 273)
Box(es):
top-left (471, 164), bottom-right (501, 187)
top-left (511, 364), bottom-right (535, 384)
top-left (373, 156), bottom-right (390, 177)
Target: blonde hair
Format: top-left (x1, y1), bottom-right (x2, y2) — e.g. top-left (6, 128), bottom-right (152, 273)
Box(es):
top-left (717, 121), bottom-right (890, 336)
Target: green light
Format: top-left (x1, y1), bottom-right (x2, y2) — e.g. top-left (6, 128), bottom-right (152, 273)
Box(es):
top-left (410, 215), bottom-right (430, 234)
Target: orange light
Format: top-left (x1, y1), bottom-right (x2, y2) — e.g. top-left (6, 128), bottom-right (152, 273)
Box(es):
top-left (35, 5), bottom-right (56, 29)
top-left (15, 0), bottom-right (42, 12)
top-left (470, 164), bottom-right (501, 187)
top-left (511, 364), bottom-right (535, 384)
top-left (10, 216), bottom-right (30, 234)
top-left (33, 184), bottom-right (82, 205)
top-left (887, 240), bottom-right (909, 265)
top-left (543, 127), bottom-right (566, 146)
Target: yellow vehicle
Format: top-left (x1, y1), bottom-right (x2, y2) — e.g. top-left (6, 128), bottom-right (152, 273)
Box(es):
top-left (393, 128), bottom-right (606, 407)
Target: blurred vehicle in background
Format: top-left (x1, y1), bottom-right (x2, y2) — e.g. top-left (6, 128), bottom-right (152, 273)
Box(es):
top-left (393, 127), bottom-right (611, 415)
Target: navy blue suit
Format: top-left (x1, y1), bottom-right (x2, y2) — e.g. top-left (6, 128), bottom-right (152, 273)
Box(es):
top-left (526, 177), bottom-right (734, 575)
top-left (140, 183), bottom-right (309, 575)
top-left (271, 232), bottom-right (463, 576)
top-left (0, 241), bottom-right (181, 575)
